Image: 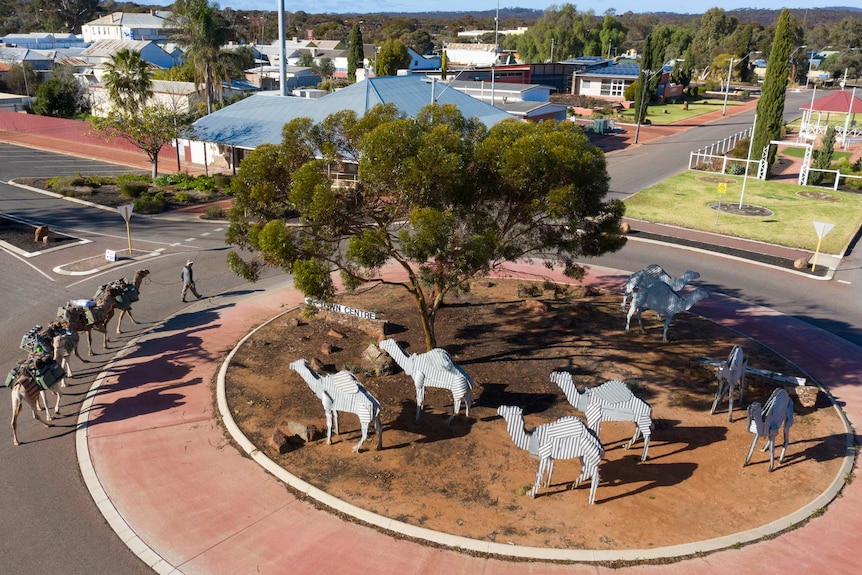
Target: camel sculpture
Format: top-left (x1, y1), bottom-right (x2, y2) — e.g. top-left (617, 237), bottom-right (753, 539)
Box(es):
top-left (101, 269), bottom-right (149, 334)
top-left (8, 362), bottom-right (54, 446)
top-left (745, 387), bottom-right (794, 471)
top-left (550, 371), bottom-right (653, 461)
top-left (710, 346), bottom-right (748, 422)
top-left (497, 405), bottom-right (604, 503)
top-left (621, 264), bottom-right (701, 309)
top-left (626, 282), bottom-right (710, 342)
top-left (289, 359), bottom-right (383, 452)
top-left (59, 283), bottom-right (124, 355)
top-left (379, 338), bottom-right (473, 423)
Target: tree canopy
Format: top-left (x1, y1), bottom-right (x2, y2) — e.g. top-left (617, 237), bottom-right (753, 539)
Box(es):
top-left (102, 48), bottom-right (152, 117)
top-left (226, 105), bottom-right (626, 349)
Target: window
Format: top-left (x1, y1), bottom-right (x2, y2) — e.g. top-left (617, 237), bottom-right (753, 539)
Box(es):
top-left (600, 79), bottom-right (626, 97)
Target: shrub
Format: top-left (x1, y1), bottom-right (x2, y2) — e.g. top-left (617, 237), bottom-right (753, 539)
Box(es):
top-left (47, 174), bottom-right (86, 189)
top-left (133, 191), bottom-right (167, 214)
top-left (689, 86), bottom-right (699, 98)
top-left (84, 175), bottom-right (114, 187)
top-left (120, 181), bottom-right (149, 198)
top-left (203, 205), bottom-right (226, 219)
top-left (116, 173), bottom-right (151, 184)
top-left (727, 163), bottom-right (746, 175)
top-left (213, 174), bottom-right (231, 188)
top-left (174, 191), bottom-right (193, 203)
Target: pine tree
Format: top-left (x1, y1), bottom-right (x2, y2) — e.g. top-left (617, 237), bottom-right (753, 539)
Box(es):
top-left (750, 8), bottom-right (793, 176)
top-left (347, 24), bottom-right (363, 83)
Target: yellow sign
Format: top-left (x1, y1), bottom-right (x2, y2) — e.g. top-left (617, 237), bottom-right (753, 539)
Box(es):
top-left (717, 183), bottom-right (727, 195)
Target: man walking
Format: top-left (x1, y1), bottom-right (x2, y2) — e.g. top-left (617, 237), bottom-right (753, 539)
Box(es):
top-left (181, 259), bottom-right (202, 302)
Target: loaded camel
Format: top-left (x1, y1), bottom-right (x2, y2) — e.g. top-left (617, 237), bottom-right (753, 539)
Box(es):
top-left (379, 338), bottom-right (473, 423)
top-left (289, 359), bottom-right (383, 452)
top-left (39, 321), bottom-right (87, 383)
top-left (550, 371), bottom-right (653, 461)
top-left (745, 387), bottom-right (794, 471)
top-left (497, 405), bottom-right (604, 504)
top-left (621, 264), bottom-right (701, 309)
top-left (59, 282), bottom-right (124, 355)
top-left (105, 269), bottom-right (150, 334)
top-left (710, 345), bottom-right (748, 422)
top-left (7, 356), bottom-right (60, 445)
top-left (626, 282), bottom-right (710, 342)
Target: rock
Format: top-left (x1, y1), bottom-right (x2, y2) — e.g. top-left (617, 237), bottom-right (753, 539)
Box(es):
top-left (287, 421), bottom-right (318, 443)
top-left (285, 317), bottom-right (301, 328)
top-left (793, 258), bottom-right (808, 270)
top-left (327, 329), bottom-right (345, 339)
top-left (310, 357), bottom-right (326, 373)
top-left (620, 222), bottom-right (631, 234)
top-left (788, 385), bottom-right (819, 408)
top-left (270, 428), bottom-right (293, 454)
top-left (363, 343), bottom-right (398, 376)
top-left (522, 299), bottom-right (550, 313)
top-left (34, 225), bottom-right (49, 242)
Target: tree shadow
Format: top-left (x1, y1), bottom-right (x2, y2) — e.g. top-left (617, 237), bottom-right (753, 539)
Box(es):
top-left (474, 382), bottom-right (558, 415)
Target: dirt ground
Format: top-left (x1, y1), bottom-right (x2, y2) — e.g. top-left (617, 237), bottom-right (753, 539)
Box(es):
top-left (224, 279), bottom-right (846, 551)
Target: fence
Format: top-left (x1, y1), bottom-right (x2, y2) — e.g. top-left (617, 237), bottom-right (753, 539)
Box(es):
top-left (806, 168), bottom-right (862, 191)
top-left (688, 127), bottom-right (753, 172)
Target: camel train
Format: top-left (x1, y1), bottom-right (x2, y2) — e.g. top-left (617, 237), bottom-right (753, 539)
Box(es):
top-left (7, 270), bottom-right (148, 445)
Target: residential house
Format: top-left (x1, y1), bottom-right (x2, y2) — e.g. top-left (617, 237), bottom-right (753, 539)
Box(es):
top-left (0, 46), bottom-right (57, 72)
top-left (572, 64), bottom-right (682, 103)
top-left (244, 65), bottom-right (320, 91)
top-left (189, 74), bottom-right (513, 172)
top-left (0, 33), bottom-right (88, 50)
top-left (443, 79), bottom-right (567, 121)
top-left (81, 11), bottom-right (174, 44)
top-left (79, 40), bottom-right (179, 78)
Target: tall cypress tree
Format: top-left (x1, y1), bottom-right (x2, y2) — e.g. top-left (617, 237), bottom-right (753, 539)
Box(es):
top-left (347, 24), bottom-right (364, 83)
top-left (809, 126), bottom-right (836, 185)
top-left (750, 8), bottom-right (793, 176)
top-left (635, 33), bottom-right (657, 125)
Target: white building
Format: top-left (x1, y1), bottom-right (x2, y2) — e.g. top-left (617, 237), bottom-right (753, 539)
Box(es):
top-left (82, 11), bottom-right (174, 45)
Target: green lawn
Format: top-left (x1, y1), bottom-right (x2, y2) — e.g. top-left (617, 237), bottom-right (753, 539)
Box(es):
top-left (616, 99), bottom-right (746, 125)
top-left (623, 170), bottom-right (862, 254)
top-left (782, 146), bottom-right (852, 161)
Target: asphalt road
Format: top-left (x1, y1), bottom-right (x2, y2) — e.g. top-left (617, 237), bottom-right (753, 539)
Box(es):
top-left (1, 88), bottom-right (859, 574)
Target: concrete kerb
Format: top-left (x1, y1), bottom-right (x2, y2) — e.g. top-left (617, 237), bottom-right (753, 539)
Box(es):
top-left (212, 280), bottom-right (855, 565)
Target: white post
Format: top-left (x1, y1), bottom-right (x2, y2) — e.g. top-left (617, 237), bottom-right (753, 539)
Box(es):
top-left (722, 58), bottom-right (734, 116)
top-left (841, 86), bottom-right (856, 150)
top-left (278, 0), bottom-right (287, 96)
top-left (739, 114), bottom-right (757, 209)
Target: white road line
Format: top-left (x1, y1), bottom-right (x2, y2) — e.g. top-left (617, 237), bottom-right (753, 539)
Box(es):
top-left (200, 232), bottom-right (211, 236)
top-left (185, 238), bottom-right (195, 242)
top-left (838, 279), bottom-right (851, 285)
top-left (1, 245), bottom-right (55, 281)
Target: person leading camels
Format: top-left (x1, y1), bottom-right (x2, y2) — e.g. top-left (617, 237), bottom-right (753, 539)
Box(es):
top-left (181, 259), bottom-right (202, 302)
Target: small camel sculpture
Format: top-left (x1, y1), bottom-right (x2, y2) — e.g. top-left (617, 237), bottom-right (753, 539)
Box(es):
top-left (8, 363), bottom-right (54, 446)
top-left (497, 405), bottom-right (604, 504)
top-left (379, 338), bottom-right (473, 423)
top-left (745, 387), bottom-right (794, 471)
top-left (289, 359), bottom-right (383, 452)
top-left (626, 282), bottom-right (710, 342)
top-left (621, 264), bottom-right (701, 309)
top-left (59, 283), bottom-right (124, 355)
top-left (101, 269), bottom-right (149, 334)
top-left (710, 345), bottom-right (748, 422)
top-left (550, 371), bottom-right (653, 461)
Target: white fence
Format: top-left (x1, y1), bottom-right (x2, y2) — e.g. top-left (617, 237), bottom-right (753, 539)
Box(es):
top-left (688, 128), bottom-right (753, 173)
top-left (806, 168), bottom-right (862, 191)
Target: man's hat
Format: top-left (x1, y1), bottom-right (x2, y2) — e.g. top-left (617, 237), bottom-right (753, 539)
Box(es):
top-left (186, 260), bottom-right (194, 265)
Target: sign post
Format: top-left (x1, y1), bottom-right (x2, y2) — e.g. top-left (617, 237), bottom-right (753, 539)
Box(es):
top-left (811, 221), bottom-right (834, 272)
top-left (117, 204), bottom-right (134, 254)
top-left (715, 182), bottom-right (727, 224)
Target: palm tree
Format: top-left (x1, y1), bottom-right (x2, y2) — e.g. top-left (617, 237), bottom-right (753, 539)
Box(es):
top-left (169, 0), bottom-right (231, 115)
top-left (102, 48), bottom-right (152, 116)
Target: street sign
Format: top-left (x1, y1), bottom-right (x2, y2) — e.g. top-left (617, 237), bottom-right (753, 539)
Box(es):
top-left (717, 183), bottom-right (727, 195)
top-left (811, 221), bottom-right (835, 272)
top-left (117, 204), bottom-right (134, 254)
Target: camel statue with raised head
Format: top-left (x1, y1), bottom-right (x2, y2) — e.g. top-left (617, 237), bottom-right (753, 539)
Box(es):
top-left (626, 282), bottom-right (710, 342)
top-left (621, 264), bottom-right (701, 309)
top-left (497, 405), bottom-right (604, 503)
top-left (710, 345), bottom-right (748, 422)
top-left (550, 371), bottom-right (653, 461)
top-left (59, 282), bottom-right (124, 355)
top-left (745, 387), bottom-right (794, 471)
top-left (289, 359), bottom-right (383, 452)
top-left (379, 338), bottom-right (473, 423)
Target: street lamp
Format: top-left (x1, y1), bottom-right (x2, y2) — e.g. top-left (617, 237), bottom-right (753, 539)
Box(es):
top-left (634, 69), bottom-right (652, 144)
top-left (722, 54), bottom-right (750, 116)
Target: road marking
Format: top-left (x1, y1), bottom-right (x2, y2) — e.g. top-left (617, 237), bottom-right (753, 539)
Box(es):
top-left (185, 237), bottom-right (195, 242)
top-left (838, 279), bottom-right (851, 285)
top-left (200, 232), bottom-right (211, 236)
top-left (0, 245), bottom-right (55, 281)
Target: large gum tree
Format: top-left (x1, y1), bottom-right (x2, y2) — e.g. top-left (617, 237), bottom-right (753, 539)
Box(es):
top-left (226, 104), bottom-right (626, 350)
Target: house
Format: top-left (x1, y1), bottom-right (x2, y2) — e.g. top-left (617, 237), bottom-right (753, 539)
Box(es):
top-left (406, 47), bottom-right (441, 72)
top-left (89, 80), bottom-right (202, 117)
top-left (189, 74), bottom-right (514, 172)
top-left (81, 11), bottom-right (174, 44)
top-left (244, 65), bottom-right (320, 91)
top-left (444, 43), bottom-right (499, 67)
top-left (443, 79), bottom-right (567, 121)
top-left (0, 33), bottom-right (88, 50)
top-left (572, 64), bottom-right (682, 103)
top-left (79, 40), bottom-right (179, 75)
top-left (0, 47), bottom-right (56, 71)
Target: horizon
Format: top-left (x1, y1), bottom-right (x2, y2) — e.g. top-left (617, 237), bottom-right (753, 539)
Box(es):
top-left (140, 1), bottom-right (832, 17)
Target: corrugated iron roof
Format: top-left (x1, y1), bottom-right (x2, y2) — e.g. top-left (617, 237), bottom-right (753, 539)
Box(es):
top-left (192, 75), bottom-right (513, 149)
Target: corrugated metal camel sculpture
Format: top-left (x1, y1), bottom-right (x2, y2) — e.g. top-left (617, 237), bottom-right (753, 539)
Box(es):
top-left (550, 371), bottom-right (653, 461)
top-left (745, 387), bottom-right (794, 471)
top-left (710, 345), bottom-right (748, 422)
top-left (626, 282), bottom-right (710, 342)
top-left (289, 359), bottom-right (383, 453)
top-left (621, 264), bottom-right (701, 309)
top-left (379, 338), bottom-right (473, 423)
top-left (497, 405), bottom-right (604, 503)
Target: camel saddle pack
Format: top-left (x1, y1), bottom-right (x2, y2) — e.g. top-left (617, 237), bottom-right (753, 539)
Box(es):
top-left (20, 324), bottom-right (53, 355)
top-left (59, 299), bottom-right (104, 329)
top-left (4, 353), bottom-right (64, 390)
top-left (95, 278), bottom-right (138, 310)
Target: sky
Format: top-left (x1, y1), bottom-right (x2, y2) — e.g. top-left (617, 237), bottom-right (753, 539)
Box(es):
top-left (145, 1), bottom-right (828, 16)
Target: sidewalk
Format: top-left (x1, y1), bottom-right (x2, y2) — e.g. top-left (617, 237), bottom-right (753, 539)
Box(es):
top-left (78, 262), bottom-right (860, 575)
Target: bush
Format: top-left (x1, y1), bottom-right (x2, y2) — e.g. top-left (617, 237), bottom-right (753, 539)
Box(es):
top-left (84, 175), bottom-right (114, 187)
top-left (116, 173), bottom-right (151, 184)
top-left (203, 205), bottom-right (226, 219)
top-left (213, 174), bottom-right (231, 188)
top-left (133, 191), bottom-right (167, 214)
top-left (174, 191), bottom-right (193, 203)
top-left (120, 181), bottom-right (149, 198)
top-left (689, 86), bottom-right (699, 98)
top-left (47, 174), bottom-right (86, 189)
top-left (727, 163), bottom-right (746, 175)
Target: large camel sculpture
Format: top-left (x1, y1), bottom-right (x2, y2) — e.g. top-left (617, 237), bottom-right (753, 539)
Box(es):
top-left (626, 282), bottom-right (710, 342)
top-left (621, 264), bottom-right (701, 309)
top-left (497, 405), bottom-right (604, 504)
top-left (7, 362), bottom-right (54, 446)
top-left (550, 371), bottom-right (653, 461)
top-left (59, 283), bottom-right (124, 355)
top-left (379, 338), bottom-right (473, 423)
top-left (101, 269), bottom-right (149, 334)
top-left (710, 345), bottom-right (748, 422)
top-left (289, 359), bottom-right (383, 452)
top-left (745, 387), bottom-right (794, 471)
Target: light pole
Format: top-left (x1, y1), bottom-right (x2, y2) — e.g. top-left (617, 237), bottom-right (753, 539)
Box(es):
top-left (722, 54), bottom-right (750, 116)
top-left (790, 45), bottom-right (807, 87)
top-left (634, 69), bottom-right (652, 144)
